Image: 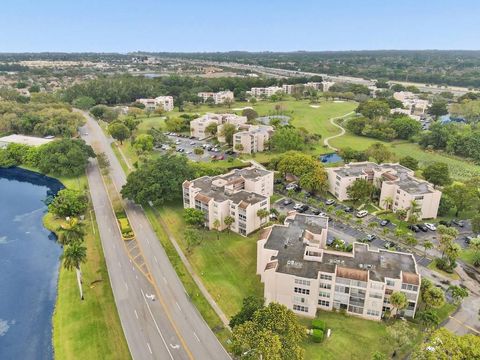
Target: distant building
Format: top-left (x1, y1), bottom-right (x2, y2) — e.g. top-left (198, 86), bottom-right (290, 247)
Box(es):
top-left (183, 166), bottom-right (274, 236)
top-left (326, 162), bottom-right (441, 219)
top-left (197, 91), bottom-right (234, 104)
top-left (247, 86), bottom-right (283, 98)
top-left (257, 213), bottom-right (421, 319)
top-left (233, 124), bottom-right (274, 154)
top-left (304, 82), bottom-right (323, 90)
top-left (136, 96), bottom-right (174, 112)
top-left (190, 113), bottom-right (247, 140)
top-left (322, 81), bottom-right (336, 92)
top-left (393, 92), bottom-right (429, 116)
top-left (0, 134), bottom-right (54, 148)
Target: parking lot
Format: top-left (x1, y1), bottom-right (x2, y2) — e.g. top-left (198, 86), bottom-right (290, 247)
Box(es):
top-left (155, 133), bottom-right (236, 162)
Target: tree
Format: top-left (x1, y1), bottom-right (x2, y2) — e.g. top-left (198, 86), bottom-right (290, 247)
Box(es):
top-left (220, 123), bottom-right (237, 145)
top-left (184, 227), bottom-right (201, 252)
top-left (205, 122), bottom-right (218, 136)
top-left (422, 162), bottom-right (451, 188)
top-left (97, 152), bottom-right (110, 170)
top-left (423, 239), bottom-right (433, 257)
top-left (428, 100), bottom-right (448, 118)
top-left (405, 235), bottom-right (418, 250)
top-left (390, 116), bottom-right (422, 139)
top-left (72, 96), bottom-right (96, 110)
top-left (37, 139), bottom-right (95, 177)
top-left (269, 127), bottom-right (306, 152)
top-left (412, 328), bottom-right (480, 360)
top-left (472, 215), bottom-right (480, 234)
top-left (108, 122), bottom-right (131, 144)
top-left (448, 285), bottom-right (468, 304)
top-left (257, 209), bottom-right (270, 224)
top-left (277, 151), bottom-right (318, 178)
top-left (62, 241), bottom-right (87, 300)
top-left (408, 199), bottom-right (421, 223)
top-left (382, 196), bottom-right (394, 210)
top-left (422, 286), bottom-right (445, 309)
top-left (443, 182), bottom-right (475, 217)
top-left (183, 208), bottom-right (205, 227)
top-left (386, 321), bottom-right (411, 357)
top-left (56, 217), bottom-right (86, 246)
top-left (298, 164), bottom-right (329, 194)
top-left (339, 147), bottom-right (368, 163)
top-left (242, 108), bottom-right (258, 121)
top-left (133, 134), bottom-right (154, 154)
top-left (231, 302), bottom-right (305, 360)
top-left (399, 156), bottom-right (419, 171)
top-left (469, 238), bottom-right (480, 267)
top-left (212, 219), bottom-right (221, 240)
top-left (356, 99), bottom-right (390, 119)
top-left (371, 351), bottom-right (388, 360)
top-left (121, 155), bottom-right (194, 206)
top-left (366, 143), bottom-right (393, 163)
top-left (224, 215), bottom-right (234, 232)
top-left (347, 178), bottom-right (375, 204)
top-left (417, 309), bottom-right (440, 330)
top-left (389, 291), bottom-right (408, 316)
top-left (49, 189), bottom-right (88, 218)
top-left (229, 296), bottom-right (264, 329)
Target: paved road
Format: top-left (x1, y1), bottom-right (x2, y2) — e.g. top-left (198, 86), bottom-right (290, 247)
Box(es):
top-left (80, 111), bottom-right (231, 360)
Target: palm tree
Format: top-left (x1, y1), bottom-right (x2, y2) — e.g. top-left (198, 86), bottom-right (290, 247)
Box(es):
top-left (407, 200), bottom-right (421, 223)
top-left (256, 209), bottom-right (270, 224)
top-left (62, 241), bottom-right (87, 300)
top-left (382, 196), bottom-right (394, 211)
top-left (423, 239), bottom-right (433, 257)
top-left (213, 219), bottom-right (221, 240)
top-left (57, 217), bottom-right (86, 246)
top-left (389, 291), bottom-right (408, 318)
top-left (224, 216), bottom-right (235, 233)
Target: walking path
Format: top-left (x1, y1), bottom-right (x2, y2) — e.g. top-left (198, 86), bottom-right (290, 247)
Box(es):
top-left (323, 111), bottom-right (354, 151)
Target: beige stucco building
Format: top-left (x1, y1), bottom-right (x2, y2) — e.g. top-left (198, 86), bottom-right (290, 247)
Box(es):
top-left (189, 113), bottom-right (247, 140)
top-left (183, 166), bottom-right (274, 236)
top-left (247, 86), bottom-right (283, 98)
top-left (233, 124), bottom-right (274, 154)
top-left (136, 96), bottom-right (174, 112)
top-left (326, 162), bottom-right (441, 219)
top-left (257, 213), bottom-right (420, 319)
top-left (393, 91), bottom-right (429, 116)
top-left (197, 91), bottom-right (234, 104)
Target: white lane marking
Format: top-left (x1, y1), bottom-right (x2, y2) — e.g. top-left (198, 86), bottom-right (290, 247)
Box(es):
top-left (163, 276), bottom-right (167, 284)
top-left (176, 302), bottom-right (182, 312)
top-left (140, 289), bottom-right (174, 360)
top-left (134, 309), bottom-right (139, 319)
top-left (193, 332), bottom-right (200, 343)
top-left (146, 238), bottom-right (150, 244)
top-left (146, 342), bottom-right (152, 354)
top-left (170, 344), bottom-right (180, 350)
top-left (136, 275), bottom-right (138, 280)
top-left (124, 282), bottom-right (128, 291)
top-left (154, 256), bottom-right (158, 264)
top-left (132, 266), bottom-right (135, 271)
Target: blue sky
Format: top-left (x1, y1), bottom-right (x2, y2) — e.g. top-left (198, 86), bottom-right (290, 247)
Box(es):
top-left (1, 0), bottom-right (479, 52)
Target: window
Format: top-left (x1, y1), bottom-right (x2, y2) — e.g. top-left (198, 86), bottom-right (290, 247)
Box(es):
top-left (318, 300), bottom-right (330, 307)
top-left (369, 292), bottom-right (383, 299)
top-left (335, 285), bottom-right (350, 294)
top-left (293, 296), bottom-right (306, 304)
top-left (370, 282), bottom-right (384, 290)
top-left (348, 305), bottom-right (363, 314)
top-left (367, 309), bottom-right (380, 317)
top-left (318, 291), bottom-right (330, 298)
top-left (294, 287), bottom-right (310, 295)
top-left (386, 279), bottom-right (395, 287)
top-left (415, 196), bottom-right (424, 200)
top-left (401, 284), bottom-right (418, 292)
top-left (260, 200), bottom-right (267, 207)
top-left (295, 279), bottom-right (311, 286)
top-left (320, 274), bottom-right (332, 281)
top-left (293, 305), bottom-right (309, 313)
top-left (319, 283), bottom-right (332, 289)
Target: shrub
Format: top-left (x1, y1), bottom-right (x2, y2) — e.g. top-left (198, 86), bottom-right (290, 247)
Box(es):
top-left (312, 329), bottom-right (324, 343)
top-left (311, 319), bottom-right (326, 331)
top-left (193, 147), bottom-right (204, 155)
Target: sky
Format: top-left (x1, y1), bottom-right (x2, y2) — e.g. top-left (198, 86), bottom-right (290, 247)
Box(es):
top-left (1, 0), bottom-right (479, 52)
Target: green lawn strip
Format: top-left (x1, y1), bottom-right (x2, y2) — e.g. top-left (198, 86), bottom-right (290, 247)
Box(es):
top-left (43, 175), bottom-right (130, 360)
top-left (427, 260), bottom-right (461, 280)
top-left (459, 249), bottom-right (477, 266)
top-left (155, 204), bottom-right (263, 317)
top-left (110, 143), bottom-right (131, 174)
top-left (301, 312), bottom-right (422, 360)
top-left (144, 207), bottom-right (231, 344)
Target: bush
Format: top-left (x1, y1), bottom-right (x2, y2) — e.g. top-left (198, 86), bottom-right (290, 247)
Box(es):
top-left (435, 258), bottom-right (455, 273)
top-left (312, 329), bottom-right (324, 343)
top-left (311, 319), bottom-right (326, 331)
top-left (193, 147), bottom-right (204, 155)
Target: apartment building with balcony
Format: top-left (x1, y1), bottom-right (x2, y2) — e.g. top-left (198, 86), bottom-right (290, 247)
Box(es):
top-left (326, 162), bottom-right (441, 219)
top-left (190, 113), bottom-right (247, 140)
top-left (197, 90), bottom-right (234, 104)
top-left (257, 213), bottom-right (420, 319)
top-left (183, 166), bottom-right (274, 236)
top-left (233, 124), bottom-right (274, 154)
top-left (247, 86), bottom-right (284, 98)
top-left (136, 96), bottom-right (174, 111)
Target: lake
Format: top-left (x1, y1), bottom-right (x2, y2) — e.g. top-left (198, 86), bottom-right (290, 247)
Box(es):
top-left (0, 167), bottom-right (63, 360)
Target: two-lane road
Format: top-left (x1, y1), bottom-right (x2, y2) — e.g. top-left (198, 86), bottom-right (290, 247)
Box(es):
top-left (80, 111), bottom-right (230, 360)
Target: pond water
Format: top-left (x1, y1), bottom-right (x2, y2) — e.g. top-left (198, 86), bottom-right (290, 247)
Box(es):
top-left (320, 153), bottom-right (343, 163)
top-left (0, 167), bottom-right (63, 360)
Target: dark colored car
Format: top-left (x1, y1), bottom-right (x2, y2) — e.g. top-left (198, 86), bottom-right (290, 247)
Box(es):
top-left (464, 236), bottom-right (474, 244)
top-left (417, 224), bottom-right (428, 232)
top-left (344, 206), bottom-right (354, 213)
top-left (282, 198), bottom-right (293, 206)
top-left (304, 192), bottom-right (313, 198)
top-left (408, 224), bottom-right (420, 233)
top-left (439, 220), bottom-right (452, 227)
top-left (298, 204), bottom-right (309, 213)
top-left (452, 219), bottom-right (465, 227)
top-left (311, 208), bottom-right (321, 215)
top-left (384, 241), bottom-right (395, 250)
top-left (274, 178), bottom-right (283, 185)
top-left (380, 219), bottom-right (390, 227)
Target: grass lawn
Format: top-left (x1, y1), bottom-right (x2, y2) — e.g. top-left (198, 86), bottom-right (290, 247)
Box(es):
top-left (154, 204), bottom-right (263, 317)
top-left (44, 174), bottom-right (130, 360)
top-left (427, 259), bottom-right (461, 280)
top-left (302, 312), bottom-right (422, 360)
top-left (459, 248), bottom-right (478, 267)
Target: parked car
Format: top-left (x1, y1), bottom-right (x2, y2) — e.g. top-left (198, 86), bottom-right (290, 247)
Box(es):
top-left (424, 223), bottom-right (437, 231)
top-left (452, 219), bottom-right (465, 227)
top-left (319, 212), bottom-right (327, 218)
top-left (282, 198), bottom-right (293, 206)
top-left (344, 206), bottom-right (354, 213)
top-left (363, 234), bottom-right (376, 242)
top-left (384, 241), bottom-right (396, 250)
top-left (298, 204), bottom-right (309, 213)
top-left (269, 213), bottom-right (278, 221)
top-left (285, 183), bottom-right (301, 192)
top-left (408, 224), bottom-right (420, 233)
top-left (464, 236), bottom-right (474, 244)
top-left (439, 220), bottom-right (452, 227)
top-left (417, 224), bottom-right (428, 232)
top-left (293, 203), bottom-right (303, 210)
top-left (356, 210), bottom-right (368, 218)
top-left (274, 178), bottom-right (283, 185)
top-left (380, 219), bottom-right (390, 227)
top-left (325, 199), bottom-right (336, 206)
top-left (311, 208), bottom-right (321, 215)
top-left (304, 192), bottom-right (313, 198)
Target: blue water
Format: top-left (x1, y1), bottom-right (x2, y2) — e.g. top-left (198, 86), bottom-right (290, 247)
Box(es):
top-left (0, 167), bottom-right (63, 360)
top-left (320, 153), bottom-right (343, 163)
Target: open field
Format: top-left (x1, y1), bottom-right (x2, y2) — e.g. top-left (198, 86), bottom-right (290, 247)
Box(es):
top-left (43, 174), bottom-right (130, 360)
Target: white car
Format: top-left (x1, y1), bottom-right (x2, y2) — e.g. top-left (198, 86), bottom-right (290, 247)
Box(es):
top-left (285, 183), bottom-right (299, 191)
top-left (356, 210), bottom-right (369, 218)
top-left (424, 223), bottom-right (437, 231)
top-left (293, 203), bottom-right (303, 210)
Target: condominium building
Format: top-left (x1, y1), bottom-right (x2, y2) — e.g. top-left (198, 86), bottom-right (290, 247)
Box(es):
top-left (282, 84), bottom-right (295, 94)
top-left (247, 86), bottom-right (284, 98)
top-left (393, 91), bottom-right (429, 115)
top-left (233, 124), bottom-right (274, 154)
top-left (304, 82), bottom-right (323, 90)
top-left (136, 96), bottom-right (174, 112)
top-left (197, 90), bottom-right (234, 104)
top-left (322, 81), bottom-right (336, 92)
top-left (190, 113), bottom-right (247, 140)
top-left (326, 162), bottom-right (441, 219)
top-left (183, 166), bottom-right (274, 236)
top-left (257, 213), bottom-right (421, 319)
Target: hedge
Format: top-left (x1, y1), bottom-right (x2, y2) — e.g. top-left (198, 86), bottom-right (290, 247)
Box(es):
top-left (312, 319), bottom-right (326, 331)
top-left (312, 329), bottom-right (324, 343)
